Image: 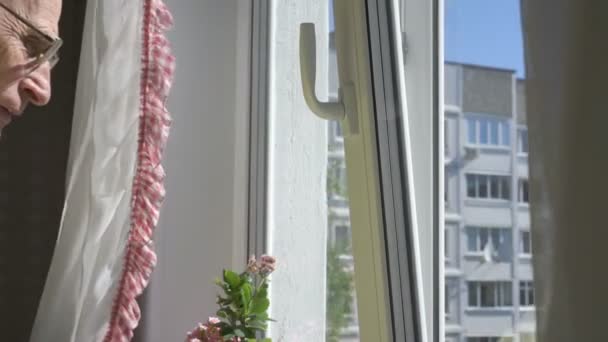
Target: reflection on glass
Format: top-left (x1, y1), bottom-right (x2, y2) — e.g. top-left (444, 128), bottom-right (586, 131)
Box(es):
top-left (444, 1), bottom-right (534, 340)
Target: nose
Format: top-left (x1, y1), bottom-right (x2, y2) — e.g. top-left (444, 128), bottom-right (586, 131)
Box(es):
top-left (19, 64), bottom-right (52, 107)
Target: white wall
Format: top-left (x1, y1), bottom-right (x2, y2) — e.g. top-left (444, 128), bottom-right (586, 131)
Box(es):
top-left (141, 1), bottom-right (249, 341)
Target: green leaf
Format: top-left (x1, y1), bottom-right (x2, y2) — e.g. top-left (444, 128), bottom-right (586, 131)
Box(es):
top-left (240, 283), bottom-right (253, 312)
top-left (234, 329), bottom-right (246, 338)
top-left (245, 320), bottom-right (268, 330)
top-left (251, 297), bottom-right (270, 314)
top-left (255, 284), bottom-right (268, 300)
top-left (223, 270), bottom-right (241, 289)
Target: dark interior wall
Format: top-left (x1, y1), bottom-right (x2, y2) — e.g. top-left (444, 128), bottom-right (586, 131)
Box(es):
top-left (0, 1), bottom-right (86, 340)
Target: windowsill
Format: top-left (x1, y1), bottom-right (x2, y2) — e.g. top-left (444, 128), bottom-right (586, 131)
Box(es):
top-left (465, 198), bottom-right (511, 208)
top-left (464, 252), bottom-right (511, 264)
top-left (518, 253), bottom-right (532, 259)
top-left (517, 152), bottom-right (529, 158)
top-left (464, 144), bottom-right (511, 153)
top-left (518, 202), bottom-right (530, 208)
top-left (520, 306), bottom-right (536, 312)
top-left (464, 251), bottom-right (485, 258)
top-left (465, 307), bottom-right (513, 313)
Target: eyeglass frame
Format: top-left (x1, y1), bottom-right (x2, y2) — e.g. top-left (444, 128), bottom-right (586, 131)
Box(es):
top-left (0, 2), bottom-right (63, 72)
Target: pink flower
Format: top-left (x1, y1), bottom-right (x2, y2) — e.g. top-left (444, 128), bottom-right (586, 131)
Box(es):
top-left (247, 255), bottom-right (259, 274)
top-left (185, 318), bottom-right (223, 342)
top-left (260, 254), bottom-right (277, 275)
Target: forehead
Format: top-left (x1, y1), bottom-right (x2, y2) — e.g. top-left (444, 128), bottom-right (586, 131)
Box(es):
top-left (2, 0), bottom-right (62, 34)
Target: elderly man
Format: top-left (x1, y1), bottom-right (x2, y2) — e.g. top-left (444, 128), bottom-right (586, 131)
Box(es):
top-left (0, 0), bottom-right (62, 134)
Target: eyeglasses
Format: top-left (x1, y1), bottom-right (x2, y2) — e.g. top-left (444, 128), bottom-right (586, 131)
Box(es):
top-left (0, 2), bottom-right (63, 74)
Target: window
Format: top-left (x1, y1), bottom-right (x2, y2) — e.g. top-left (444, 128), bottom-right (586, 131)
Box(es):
top-left (518, 128), bottom-right (528, 154)
top-left (520, 281), bottom-right (535, 307)
top-left (520, 231), bottom-right (532, 255)
top-left (466, 174), bottom-right (511, 200)
top-left (334, 225), bottom-right (350, 247)
top-left (444, 228), bottom-right (448, 259)
top-left (466, 116), bottom-right (510, 147)
top-left (332, 121), bottom-right (343, 140)
top-left (328, 158), bottom-right (347, 200)
top-left (468, 282), bottom-right (513, 308)
top-left (519, 179), bottom-right (529, 203)
top-left (466, 227), bottom-right (510, 253)
top-left (467, 338), bottom-right (504, 342)
top-left (444, 284), bottom-right (449, 316)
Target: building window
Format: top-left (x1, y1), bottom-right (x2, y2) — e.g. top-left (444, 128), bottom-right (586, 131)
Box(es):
top-left (335, 225), bottom-right (350, 247)
top-left (466, 174), bottom-right (511, 200)
top-left (468, 281), bottom-right (513, 308)
top-left (518, 128), bottom-right (528, 154)
top-left (444, 118), bottom-right (448, 156)
top-left (466, 116), bottom-right (510, 147)
top-left (445, 284), bottom-right (449, 316)
top-left (334, 121), bottom-right (343, 139)
top-left (467, 338), bottom-right (505, 342)
top-left (466, 227), bottom-right (509, 253)
top-left (518, 179), bottom-right (529, 203)
top-left (444, 228), bottom-right (449, 260)
top-left (520, 281), bottom-right (535, 307)
top-left (520, 231), bottom-right (532, 255)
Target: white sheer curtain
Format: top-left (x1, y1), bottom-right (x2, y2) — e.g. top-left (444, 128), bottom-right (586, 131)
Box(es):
top-left (30, 0), bottom-right (174, 341)
top-left (521, 1), bottom-right (608, 341)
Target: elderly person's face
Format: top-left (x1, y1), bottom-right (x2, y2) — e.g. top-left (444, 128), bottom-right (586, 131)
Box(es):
top-left (0, 0), bottom-right (61, 131)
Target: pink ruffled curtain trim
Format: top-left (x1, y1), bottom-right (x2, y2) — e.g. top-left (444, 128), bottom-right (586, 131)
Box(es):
top-left (103, 0), bottom-right (175, 340)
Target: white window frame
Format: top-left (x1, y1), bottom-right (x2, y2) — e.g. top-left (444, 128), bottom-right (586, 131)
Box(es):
top-left (247, 0), bottom-right (433, 341)
top-left (518, 178), bottom-right (529, 204)
top-left (519, 281), bottom-right (535, 307)
top-left (465, 114), bottom-right (511, 149)
top-left (465, 226), bottom-right (510, 255)
top-left (520, 230), bottom-right (532, 256)
top-left (467, 337), bottom-right (506, 342)
top-left (467, 281), bottom-right (513, 309)
top-left (465, 173), bottom-right (511, 201)
top-left (517, 126), bottom-right (529, 156)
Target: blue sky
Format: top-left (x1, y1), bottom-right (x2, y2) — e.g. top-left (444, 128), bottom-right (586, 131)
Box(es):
top-left (445, 0), bottom-right (525, 77)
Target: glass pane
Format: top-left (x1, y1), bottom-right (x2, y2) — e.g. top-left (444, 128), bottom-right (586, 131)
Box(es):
top-left (467, 227), bottom-right (477, 251)
top-left (444, 0), bottom-right (534, 340)
top-left (468, 282), bottom-right (477, 306)
top-left (501, 177), bottom-right (511, 200)
top-left (267, 1), bottom-right (360, 340)
top-left (479, 118), bottom-right (488, 144)
top-left (502, 122), bottom-right (511, 146)
top-left (480, 283), bottom-right (493, 307)
top-left (467, 118), bottom-right (476, 144)
top-left (478, 175), bottom-right (488, 198)
top-left (466, 174), bottom-right (476, 197)
top-left (519, 129), bottom-right (528, 153)
top-left (490, 120), bottom-right (499, 145)
top-left (490, 176), bottom-right (499, 198)
top-left (479, 229), bottom-right (488, 250)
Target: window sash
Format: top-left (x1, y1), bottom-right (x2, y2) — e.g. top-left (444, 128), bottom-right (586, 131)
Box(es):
top-left (468, 282), bottom-right (513, 308)
top-left (466, 174), bottom-right (511, 200)
top-left (466, 116), bottom-right (511, 147)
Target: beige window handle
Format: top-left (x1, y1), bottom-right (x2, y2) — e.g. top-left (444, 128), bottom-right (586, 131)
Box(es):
top-left (299, 23), bottom-right (358, 134)
top-left (299, 23), bottom-right (345, 121)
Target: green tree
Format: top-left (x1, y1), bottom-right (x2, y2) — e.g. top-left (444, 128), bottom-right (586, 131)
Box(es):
top-left (325, 241), bottom-right (354, 342)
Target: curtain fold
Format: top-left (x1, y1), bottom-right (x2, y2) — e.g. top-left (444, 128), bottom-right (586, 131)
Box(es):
top-left (30, 0), bottom-right (174, 341)
top-left (521, 1), bottom-right (608, 341)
